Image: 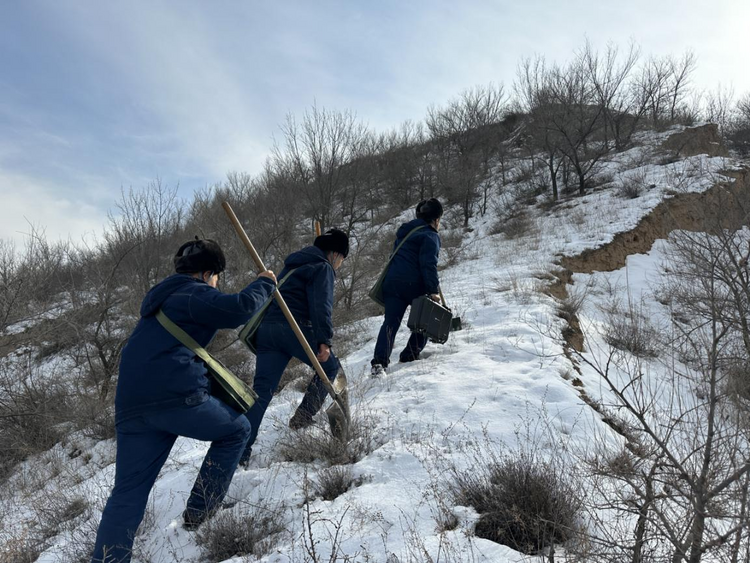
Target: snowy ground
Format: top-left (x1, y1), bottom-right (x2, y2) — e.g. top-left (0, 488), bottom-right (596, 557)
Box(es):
top-left (1, 129), bottom-right (745, 562)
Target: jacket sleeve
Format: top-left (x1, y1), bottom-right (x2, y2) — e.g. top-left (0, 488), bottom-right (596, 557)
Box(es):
top-left (187, 277), bottom-right (276, 329)
top-left (418, 232), bottom-right (441, 294)
top-left (306, 263), bottom-right (335, 347)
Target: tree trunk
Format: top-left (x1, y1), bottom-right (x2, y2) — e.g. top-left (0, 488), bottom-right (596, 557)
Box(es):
top-left (548, 154), bottom-right (558, 201)
top-left (632, 473), bottom-right (655, 563)
top-left (463, 190), bottom-right (471, 228)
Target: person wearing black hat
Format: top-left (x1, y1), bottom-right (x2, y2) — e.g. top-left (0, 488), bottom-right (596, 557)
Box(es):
top-left (91, 238), bottom-right (277, 563)
top-left (239, 229), bottom-right (349, 465)
top-left (370, 199), bottom-right (443, 376)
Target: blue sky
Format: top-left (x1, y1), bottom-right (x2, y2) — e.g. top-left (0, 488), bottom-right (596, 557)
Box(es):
top-left (1, 0), bottom-right (748, 247)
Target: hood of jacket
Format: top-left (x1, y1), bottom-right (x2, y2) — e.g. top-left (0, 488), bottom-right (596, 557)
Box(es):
top-left (283, 246), bottom-right (333, 273)
top-left (140, 274), bottom-right (204, 317)
top-left (396, 218), bottom-right (433, 240)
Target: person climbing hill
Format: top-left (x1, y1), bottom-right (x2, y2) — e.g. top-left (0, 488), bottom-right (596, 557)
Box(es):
top-left (370, 198), bottom-right (442, 376)
top-left (91, 238), bottom-right (276, 563)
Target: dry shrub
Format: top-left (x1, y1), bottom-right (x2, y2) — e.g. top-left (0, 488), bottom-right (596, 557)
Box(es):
top-left (32, 495), bottom-right (89, 541)
top-left (313, 465), bottom-right (366, 501)
top-left (616, 167), bottom-right (653, 200)
top-left (0, 534), bottom-right (43, 563)
top-left (54, 515), bottom-right (99, 563)
top-left (0, 359), bottom-right (71, 482)
top-left (589, 170), bottom-right (615, 189)
top-left (195, 503), bottom-right (285, 563)
top-left (449, 452), bottom-right (582, 555)
top-left (2, 485), bottom-right (98, 563)
top-left (275, 407), bottom-right (384, 467)
top-left (494, 213), bottom-right (533, 240)
top-left (617, 181), bottom-right (643, 199)
top-left (603, 303), bottom-right (660, 359)
top-left (69, 390), bottom-right (116, 441)
top-left (557, 291), bottom-right (586, 323)
top-left (439, 229), bottom-right (467, 269)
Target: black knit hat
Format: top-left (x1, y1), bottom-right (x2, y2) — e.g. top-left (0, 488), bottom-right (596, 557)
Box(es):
top-left (174, 238), bottom-right (226, 274)
top-left (314, 228), bottom-right (349, 258)
top-left (416, 198), bottom-right (443, 222)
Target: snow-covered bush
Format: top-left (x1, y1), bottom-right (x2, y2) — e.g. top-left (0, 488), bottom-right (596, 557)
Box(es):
top-left (275, 407), bottom-right (383, 467)
top-left (313, 465), bottom-right (365, 501)
top-left (195, 503), bottom-right (285, 562)
top-left (448, 449), bottom-right (582, 555)
top-left (0, 356), bottom-right (71, 482)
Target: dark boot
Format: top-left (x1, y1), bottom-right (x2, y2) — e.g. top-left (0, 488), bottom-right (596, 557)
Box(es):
top-left (182, 509), bottom-right (205, 531)
top-left (289, 408), bottom-right (314, 430)
top-left (398, 352), bottom-right (420, 363)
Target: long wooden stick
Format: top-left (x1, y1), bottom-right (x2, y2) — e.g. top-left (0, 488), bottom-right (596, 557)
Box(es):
top-left (222, 202), bottom-right (349, 421)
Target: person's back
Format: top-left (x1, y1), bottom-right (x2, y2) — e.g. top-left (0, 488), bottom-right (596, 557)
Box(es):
top-left (263, 245), bottom-right (335, 349)
top-left (371, 199), bottom-right (443, 375)
top-left (239, 229), bottom-right (349, 465)
top-left (385, 216), bottom-right (441, 295)
top-left (116, 272), bottom-right (275, 418)
top-left (91, 238), bottom-right (277, 563)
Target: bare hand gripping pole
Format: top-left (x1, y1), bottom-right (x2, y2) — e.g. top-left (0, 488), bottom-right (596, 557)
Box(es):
top-left (223, 202), bottom-right (351, 440)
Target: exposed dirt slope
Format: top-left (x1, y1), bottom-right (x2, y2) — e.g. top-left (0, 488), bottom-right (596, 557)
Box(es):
top-left (546, 167), bottom-right (749, 355)
top-left (660, 123), bottom-right (729, 158)
top-left (561, 167), bottom-right (750, 276)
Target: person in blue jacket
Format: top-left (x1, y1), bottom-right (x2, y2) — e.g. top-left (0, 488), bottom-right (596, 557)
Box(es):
top-left (91, 238), bottom-right (276, 563)
top-left (239, 229), bottom-right (348, 465)
top-left (370, 198), bottom-right (443, 376)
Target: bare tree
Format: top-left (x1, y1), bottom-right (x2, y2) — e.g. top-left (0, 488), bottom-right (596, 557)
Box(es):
top-left (573, 177), bottom-right (750, 562)
top-left (521, 53), bottom-right (616, 196)
top-left (0, 239), bottom-right (23, 332)
top-left (636, 52), bottom-right (697, 128)
top-left (377, 120), bottom-right (429, 208)
top-left (272, 104), bottom-right (369, 229)
top-left (516, 57), bottom-right (566, 200)
top-left (61, 240), bottom-right (137, 404)
top-left (427, 83), bottom-right (507, 226)
top-left (582, 40), bottom-right (644, 151)
top-left (703, 85), bottom-right (736, 138)
top-left (727, 92), bottom-right (750, 156)
top-left (105, 179), bottom-right (185, 295)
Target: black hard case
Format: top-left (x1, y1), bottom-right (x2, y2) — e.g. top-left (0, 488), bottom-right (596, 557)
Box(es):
top-left (407, 295), bottom-right (452, 344)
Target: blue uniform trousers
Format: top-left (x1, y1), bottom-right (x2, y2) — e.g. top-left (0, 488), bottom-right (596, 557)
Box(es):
top-left (91, 394), bottom-right (251, 563)
top-left (372, 279), bottom-right (428, 368)
top-left (239, 321), bottom-right (339, 465)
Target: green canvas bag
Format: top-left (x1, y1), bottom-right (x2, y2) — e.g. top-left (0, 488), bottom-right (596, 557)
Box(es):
top-left (156, 309), bottom-right (258, 413)
top-left (368, 225), bottom-right (426, 307)
top-left (238, 268), bottom-right (297, 355)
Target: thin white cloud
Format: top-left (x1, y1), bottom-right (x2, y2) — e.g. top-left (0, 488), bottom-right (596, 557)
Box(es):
top-left (0, 171), bottom-right (108, 248)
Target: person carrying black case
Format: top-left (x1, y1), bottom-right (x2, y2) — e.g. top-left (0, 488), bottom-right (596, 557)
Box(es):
top-left (370, 198), bottom-right (443, 376)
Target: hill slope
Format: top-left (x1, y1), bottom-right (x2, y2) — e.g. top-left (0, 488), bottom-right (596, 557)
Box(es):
top-left (1, 125), bottom-right (748, 563)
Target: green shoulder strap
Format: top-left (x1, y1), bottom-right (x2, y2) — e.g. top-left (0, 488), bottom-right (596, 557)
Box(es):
top-left (387, 224), bottom-right (427, 264)
top-left (156, 309), bottom-right (215, 366)
top-left (155, 309), bottom-right (258, 412)
top-left (368, 224), bottom-right (427, 307)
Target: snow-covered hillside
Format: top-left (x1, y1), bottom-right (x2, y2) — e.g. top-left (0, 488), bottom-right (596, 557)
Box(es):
top-left (2, 127), bottom-right (748, 563)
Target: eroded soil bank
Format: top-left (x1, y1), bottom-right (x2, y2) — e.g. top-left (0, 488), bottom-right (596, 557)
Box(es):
top-left (547, 164), bottom-right (749, 439)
